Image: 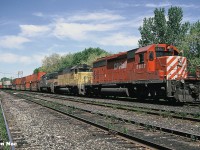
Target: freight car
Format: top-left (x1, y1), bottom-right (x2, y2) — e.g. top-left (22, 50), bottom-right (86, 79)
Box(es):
top-left (31, 72), bottom-right (46, 91)
top-left (0, 81), bottom-right (2, 89)
top-left (1, 80), bottom-right (12, 89)
top-left (11, 79), bottom-right (16, 90)
top-left (12, 72), bottom-right (45, 91)
top-left (85, 44), bottom-right (200, 102)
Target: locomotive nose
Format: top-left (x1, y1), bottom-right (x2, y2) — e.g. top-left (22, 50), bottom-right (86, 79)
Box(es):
top-left (166, 56), bottom-right (187, 80)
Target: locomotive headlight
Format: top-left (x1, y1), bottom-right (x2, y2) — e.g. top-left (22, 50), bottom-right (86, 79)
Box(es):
top-left (178, 58), bottom-right (182, 66)
top-left (181, 79), bottom-right (184, 84)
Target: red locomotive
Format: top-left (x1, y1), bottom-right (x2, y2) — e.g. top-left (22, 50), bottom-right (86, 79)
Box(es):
top-left (85, 44), bottom-right (200, 102)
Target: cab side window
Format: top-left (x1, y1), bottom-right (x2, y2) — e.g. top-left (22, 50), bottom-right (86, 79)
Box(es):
top-left (149, 51), bottom-right (154, 61)
top-left (75, 69), bottom-right (78, 74)
top-left (139, 53), bottom-right (144, 63)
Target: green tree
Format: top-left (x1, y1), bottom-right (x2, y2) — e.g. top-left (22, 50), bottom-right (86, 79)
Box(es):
top-left (41, 53), bottom-right (61, 73)
top-left (189, 21), bottom-right (200, 58)
top-left (38, 47), bottom-right (109, 73)
top-left (166, 7), bottom-right (189, 46)
top-left (138, 18), bottom-right (154, 46)
top-left (179, 21), bottom-right (200, 73)
top-left (154, 8), bottom-right (167, 44)
top-left (59, 53), bottom-right (74, 71)
top-left (139, 6), bottom-right (189, 47)
top-left (0, 77), bottom-right (10, 82)
top-left (33, 68), bottom-right (40, 74)
top-left (33, 67), bottom-right (45, 74)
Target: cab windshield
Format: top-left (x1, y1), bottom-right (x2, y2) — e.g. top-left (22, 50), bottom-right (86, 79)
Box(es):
top-left (155, 47), bottom-right (172, 57)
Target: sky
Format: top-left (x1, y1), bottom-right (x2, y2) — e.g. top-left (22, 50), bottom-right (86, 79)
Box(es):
top-left (0, 0), bottom-right (200, 79)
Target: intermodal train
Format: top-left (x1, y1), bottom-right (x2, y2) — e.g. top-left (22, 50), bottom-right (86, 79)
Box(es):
top-left (7, 44), bottom-right (200, 102)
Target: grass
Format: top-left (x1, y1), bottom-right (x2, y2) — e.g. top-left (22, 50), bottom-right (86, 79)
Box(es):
top-left (193, 113), bottom-right (200, 118)
top-left (0, 107), bottom-right (10, 150)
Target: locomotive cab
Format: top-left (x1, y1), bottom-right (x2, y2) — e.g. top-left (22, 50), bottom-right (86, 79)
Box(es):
top-left (135, 44), bottom-right (182, 80)
top-left (39, 72), bottom-right (58, 93)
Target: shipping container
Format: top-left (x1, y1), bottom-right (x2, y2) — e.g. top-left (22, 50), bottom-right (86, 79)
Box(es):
top-left (31, 72), bottom-right (46, 91)
top-left (15, 78), bottom-right (22, 90)
top-left (21, 77), bottom-right (26, 90)
top-left (0, 82), bottom-right (2, 89)
top-left (25, 75), bottom-right (32, 90)
top-left (12, 79), bottom-right (16, 90)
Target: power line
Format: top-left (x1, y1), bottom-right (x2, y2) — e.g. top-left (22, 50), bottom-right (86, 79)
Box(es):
top-left (0, 72), bottom-right (18, 75)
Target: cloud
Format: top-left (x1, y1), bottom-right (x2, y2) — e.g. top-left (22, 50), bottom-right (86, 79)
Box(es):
top-left (33, 12), bottom-right (44, 17)
top-left (51, 11), bottom-right (144, 47)
top-left (112, 2), bottom-right (141, 8)
top-left (53, 22), bottom-right (116, 40)
top-left (177, 4), bottom-right (199, 9)
top-left (0, 53), bottom-right (28, 63)
top-left (145, 2), bottom-right (171, 8)
top-left (0, 52), bottom-right (44, 64)
top-left (98, 33), bottom-right (140, 47)
top-left (0, 35), bottom-right (30, 49)
top-left (20, 25), bottom-right (50, 37)
top-left (68, 12), bottom-right (125, 22)
top-left (145, 2), bottom-right (199, 9)
top-left (52, 12), bottom-right (126, 40)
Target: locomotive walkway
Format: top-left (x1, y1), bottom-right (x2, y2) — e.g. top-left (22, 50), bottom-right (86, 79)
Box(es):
top-left (4, 90), bottom-right (200, 150)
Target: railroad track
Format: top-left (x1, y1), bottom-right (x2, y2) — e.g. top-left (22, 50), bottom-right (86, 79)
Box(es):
top-left (7, 90), bottom-right (200, 150)
top-left (183, 101), bottom-right (200, 107)
top-left (0, 99), bottom-right (15, 150)
top-left (21, 90), bottom-right (200, 122)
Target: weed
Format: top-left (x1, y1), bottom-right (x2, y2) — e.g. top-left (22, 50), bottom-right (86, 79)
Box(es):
top-left (123, 127), bottom-right (128, 134)
top-left (193, 113), bottom-right (200, 118)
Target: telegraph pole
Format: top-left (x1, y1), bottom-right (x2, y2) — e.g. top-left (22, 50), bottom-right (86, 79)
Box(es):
top-left (18, 71), bottom-right (23, 78)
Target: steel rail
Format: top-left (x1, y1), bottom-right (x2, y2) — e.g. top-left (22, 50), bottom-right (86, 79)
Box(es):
top-left (0, 100), bottom-right (15, 150)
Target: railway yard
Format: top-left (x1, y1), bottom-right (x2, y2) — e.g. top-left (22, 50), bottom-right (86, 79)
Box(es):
top-left (1, 0), bottom-right (200, 149)
top-left (0, 90), bottom-right (200, 150)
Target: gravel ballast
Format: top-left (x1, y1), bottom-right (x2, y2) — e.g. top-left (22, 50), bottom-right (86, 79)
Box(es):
top-left (0, 91), bottom-right (140, 150)
top-left (32, 93), bottom-right (200, 137)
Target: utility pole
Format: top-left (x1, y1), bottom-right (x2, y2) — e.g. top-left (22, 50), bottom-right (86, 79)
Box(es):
top-left (18, 71), bottom-right (23, 78)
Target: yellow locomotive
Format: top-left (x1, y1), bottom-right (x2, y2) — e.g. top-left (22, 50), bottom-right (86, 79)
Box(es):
top-left (39, 64), bottom-right (92, 94)
top-left (54, 64), bottom-right (92, 94)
